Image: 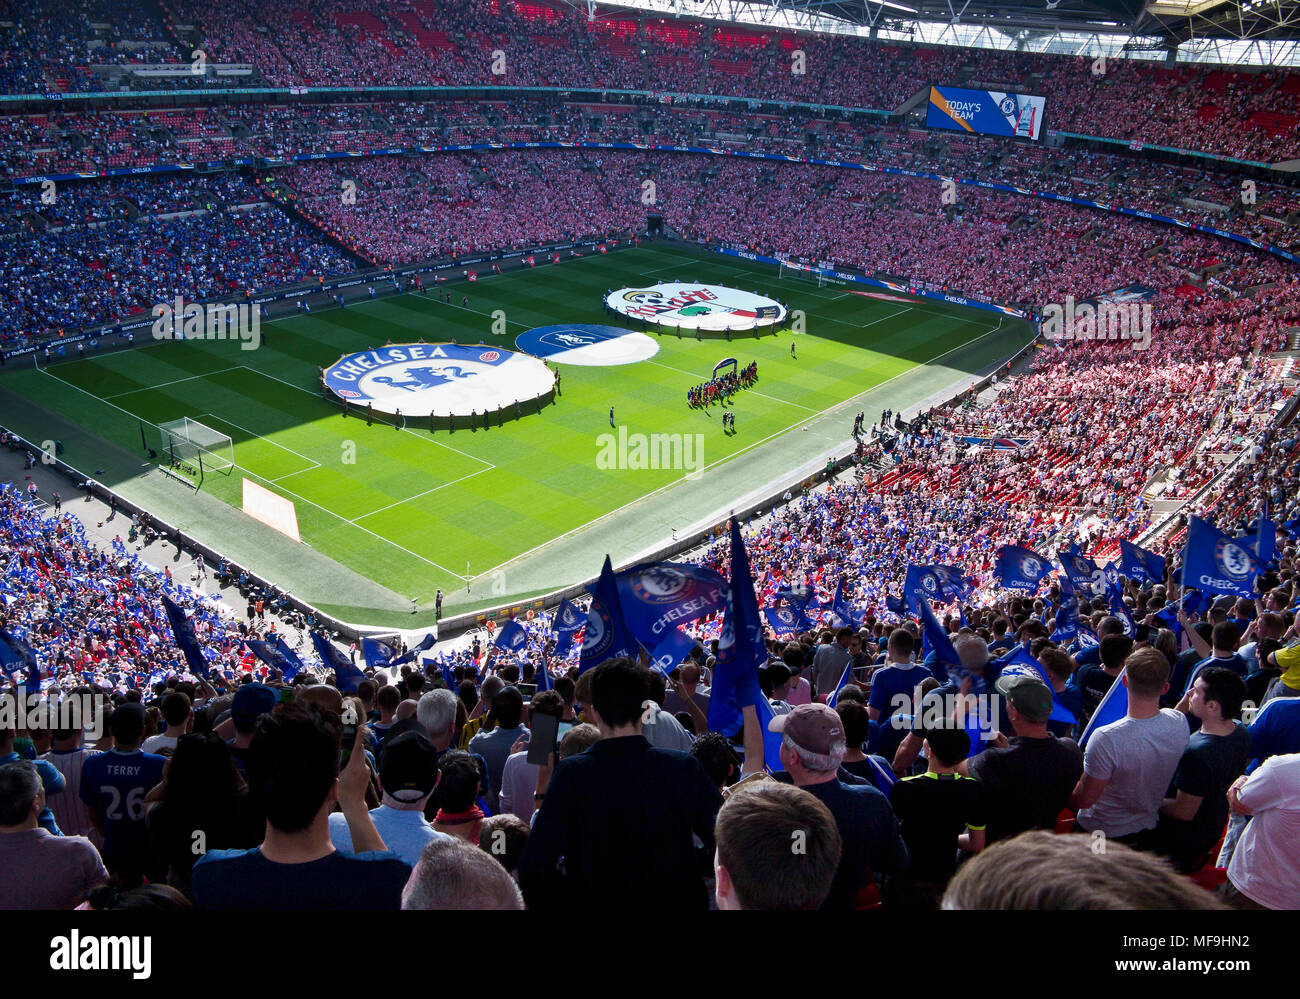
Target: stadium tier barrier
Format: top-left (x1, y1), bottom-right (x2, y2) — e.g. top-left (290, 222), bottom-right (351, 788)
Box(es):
top-left (12, 139), bottom-right (1297, 274)
top-left (0, 80), bottom-right (1282, 172)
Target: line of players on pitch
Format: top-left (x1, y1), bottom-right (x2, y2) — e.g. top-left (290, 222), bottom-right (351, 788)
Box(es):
top-left (686, 361), bottom-right (758, 414)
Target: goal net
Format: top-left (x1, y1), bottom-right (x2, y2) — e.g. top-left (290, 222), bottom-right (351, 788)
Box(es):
top-left (778, 261), bottom-right (840, 288)
top-left (158, 417), bottom-right (234, 475)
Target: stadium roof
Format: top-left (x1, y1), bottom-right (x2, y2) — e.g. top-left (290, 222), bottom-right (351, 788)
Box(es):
top-left (590, 0), bottom-right (1300, 65)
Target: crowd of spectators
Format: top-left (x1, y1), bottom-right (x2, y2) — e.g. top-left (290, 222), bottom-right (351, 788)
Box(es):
top-left (0, 188), bottom-right (356, 344)
top-left (5, 99), bottom-right (1299, 263)
top-left (6, 481), bottom-right (1300, 909)
top-left (6, 1), bottom-right (1300, 162)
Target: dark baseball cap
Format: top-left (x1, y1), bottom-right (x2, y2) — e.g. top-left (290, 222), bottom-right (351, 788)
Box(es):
top-left (767, 702), bottom-right (846, 756)
top-left (994, 674), bottom-right (1053, 722)
top-left (231, 683), bottom-right (278, 725)
top-left (379, 731), bottom-right (440, 799)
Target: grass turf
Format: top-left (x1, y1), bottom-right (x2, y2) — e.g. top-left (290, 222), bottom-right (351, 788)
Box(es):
top-left (0, 244), bottom-right (1025, 622)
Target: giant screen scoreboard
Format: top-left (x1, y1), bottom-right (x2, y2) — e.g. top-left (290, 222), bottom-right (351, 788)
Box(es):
top-left (926, 86), bottom-right (1047, 141)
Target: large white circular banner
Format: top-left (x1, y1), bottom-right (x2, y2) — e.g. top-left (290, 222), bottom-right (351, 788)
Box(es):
top-left (605, 282), bottom-right (787, 332)
top-left (323, 343), bottom-right (555, 418)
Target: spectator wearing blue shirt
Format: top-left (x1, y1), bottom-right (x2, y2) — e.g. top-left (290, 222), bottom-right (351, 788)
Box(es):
top-left (1071, 615), bottom-right (1125, 670)
top-left (328, 730), bottom-right (449, 867)
top-left (468, 685), bottom-right (528, 813)
top-left (0, 727), bottom-right (64, 835)
top-left (1245, 693), bottom-right (1300, 773)
top-left (1038, 646), bottom-right (1083, 738)
top-left (1181, 621), bottom-right (1249, 704)
top-left (79, 703), bottom-right (165, 879)
top-left (866, 629), bottom-right (931, 723)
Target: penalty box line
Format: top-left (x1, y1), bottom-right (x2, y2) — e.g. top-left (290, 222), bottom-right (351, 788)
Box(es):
top-left (236, 366), bottom-right (496, 473)
top-left (193, 413), bottom-right (322, 481)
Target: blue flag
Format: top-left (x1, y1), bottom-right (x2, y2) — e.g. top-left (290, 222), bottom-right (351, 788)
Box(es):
top-left (773, 582), bottom-right (826, 610)
top-left (1254, 501), bottom-right (1277, 564)
top-left (1119, 540), bottom-right (1166, 586)
top-left (551, 598), bottom-right (584, 634)
top-left (246, 640), bottom-right (292, 675)
top-left (763, 604), bottom-right (804, 635)
top-left (1079, 669), bottom-right (1128, 748)
top-left (903, 564), bottom-right (970, 613)
top-left (0, 629), bottom-right (36, 676)
top-left (271, 634), bottom-right (304, 680)
top-left (826, 659), bottom-right (855, 708)
top-left (917, 597), bottom-right (960, 684)
top-left (391, 633), bottom-right (435, 667)
top-left (1152, 601), bottom-right (1182, 639)
top-left (1182, 515), bottom-right (1261, 600)
top-left (615, 562), bottom-right (728, 650)
top-left (310, 631), bottom-right (366, 693)
top-left (579, 556), bottom-right (635, 674)
top-left (161, 595), bottom-right (209, 680)
top-left (1059, 552), bottom-right (1100, 589)
top-left (1051, 566), bottom-right (1080, 643)
top-left (993, 546), bottom-right (1052, 593)
top-left (992, 647), bottom-right (1078, 726)
top-left (648, 626), bottom-right (698, 676)
top-left (362, 636), bottom-right (399, 670)
top-left (832, 579), bottom-right (864, 629)
top-left (493, 620), bottom-right (529, 654)
top-left (710, 519), bottom-right (767, 736)
top-left (755, 694), bottom-right (786, 773)
top-left (441, 659), bottom-right (457, 692)
top-left (1107, 582), bottom-right (1137, 638)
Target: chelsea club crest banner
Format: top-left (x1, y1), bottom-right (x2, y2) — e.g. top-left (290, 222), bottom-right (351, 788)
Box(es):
top-left (322, 342), bottom-right (554, 418)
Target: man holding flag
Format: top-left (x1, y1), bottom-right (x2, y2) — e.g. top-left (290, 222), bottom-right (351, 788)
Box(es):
top-left (1069, 648), bottom-right (1189, 845)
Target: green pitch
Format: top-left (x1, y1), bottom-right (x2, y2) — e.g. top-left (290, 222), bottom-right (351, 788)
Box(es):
top-left (0, 245), bottom-right (1030, 624)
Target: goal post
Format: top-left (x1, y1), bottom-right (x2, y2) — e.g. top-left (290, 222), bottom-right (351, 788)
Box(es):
top-left (778, 261), bottom-right (836, 288)
top-left (158, 417), bottom-right (234, 476)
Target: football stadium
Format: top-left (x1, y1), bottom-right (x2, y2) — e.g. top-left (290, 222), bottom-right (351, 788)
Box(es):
top-left (1, 0), bottom-right (1299, 938)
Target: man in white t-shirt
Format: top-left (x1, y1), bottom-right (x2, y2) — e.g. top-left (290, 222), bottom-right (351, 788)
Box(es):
top-left (40, 717), bottom-right (101, 846)
top-left (1070, 648), bottom-right (1189, 845)
top-left (1223, 752), bottom-right (1300, 909)
top-left (142, 691), bottom-right (192, 755)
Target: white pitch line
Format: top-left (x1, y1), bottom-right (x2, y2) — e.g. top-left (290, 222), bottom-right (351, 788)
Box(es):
top-left (237, 366), bottom-right (496, 471)
top-left (32, 364), bottom-right (472, 581)
top-left (351, 465), bottom-right (493, 523)
top-left (197, 412), bottom-right (321, 476)
top-left (859, 306), bottom-right (913, 329)
top-left (103, 365), bottom-right (244, 399)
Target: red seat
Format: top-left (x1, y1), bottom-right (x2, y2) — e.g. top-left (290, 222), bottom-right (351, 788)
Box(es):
top-left (1054, 808), bottom-right (1076, 834)
top-left (1188, 867), bottom-right (1228, 892)
top-left (856, 880), bottom-right (883, 909)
